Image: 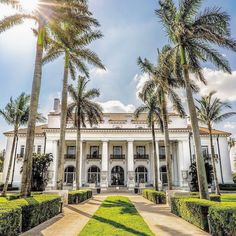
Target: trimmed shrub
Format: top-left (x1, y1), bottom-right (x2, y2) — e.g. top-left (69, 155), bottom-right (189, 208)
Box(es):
top-left (0, 194), bottom-right (61, 234)
top-left (142, 189), bottom-right (166, 204)
top-left (68, 189), bottom-right (92, 204)
top-left (0, 203), bottom-right (21, 236)
top-left (233, 173), bottom-right (236, 184)
top-left (187, 192), bottom-right (221, 202)
top-left (209, 203), bottom-right (236, 236)
top-left (219, 184), bottom-right (236, 191)
top-left (171, 196), bottom-right (217, 231)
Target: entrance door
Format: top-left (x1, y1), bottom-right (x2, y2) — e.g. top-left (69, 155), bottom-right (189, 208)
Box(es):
top-left (111, 166), bottom-right (124, 185)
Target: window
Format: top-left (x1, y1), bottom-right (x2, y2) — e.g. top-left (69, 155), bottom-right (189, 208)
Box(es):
top-left (67, 146), bottom-right (76, 155)
top-left (90, 146), bottom-right (99, 157)
top-left (136, 146), bottom-right (145, 155)
top-left (201, 146), bottom-right (209, 160)
top-left (64, 166), bottom-right (75, 184)
top-left (37, 145), bottom-right (42, 155)
top-left (135, 166), bottom-right (148, 183)
top-left (160, 166), bottom-right (167, 185)
top-left (113, 146), bottom-right (122, 155)
top-left (88, 166), bottom-right (100, 184)
top-left (159, 146), bottom-right (166, 159)
top-left (20, 145), bottom-right (25, 157)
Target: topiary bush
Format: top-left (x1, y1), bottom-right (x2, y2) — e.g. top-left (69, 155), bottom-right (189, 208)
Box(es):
top-left (170, 196), bottom-right (217, 231)
top-left (142, 189), bottom-right (166, 204)
top-left (208, 203), bottom-right (236, 236)
top-left (0, 194), bottom-right (61, 235)
top-left (68, 189), bottom-right (92, 204)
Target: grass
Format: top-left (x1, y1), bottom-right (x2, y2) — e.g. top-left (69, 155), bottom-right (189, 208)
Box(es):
top-left (79, 196), bottom-right (154, 236)
top-left (221, 194), bottom-right (236, 203)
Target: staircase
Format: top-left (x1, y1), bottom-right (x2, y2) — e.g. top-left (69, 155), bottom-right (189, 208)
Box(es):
top-left (101, 186), bottom-right (133, 193)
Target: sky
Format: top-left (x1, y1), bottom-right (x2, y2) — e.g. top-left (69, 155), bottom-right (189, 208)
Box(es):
top-left (0, 0), bottom-right (236, 149)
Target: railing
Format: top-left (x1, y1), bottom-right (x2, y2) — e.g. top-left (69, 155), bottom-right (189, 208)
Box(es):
top-left (159, 154), bottom-right (166, 160)
top-left (192, 154), bottom-right (219, 162)
top-left (110, 154), bottom-right (125, 159)
top-left (17, 154), bottom-right (24, 159)
top-left (87, 154), bottom-right (102, 160)
top-left (64, 154), bottom-right (76, 160)
top-left (134, 154), bottom-right (149, 160)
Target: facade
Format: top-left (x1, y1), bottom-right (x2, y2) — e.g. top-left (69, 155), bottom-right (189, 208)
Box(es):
top-left (2, 99), bottom-right (234, 190)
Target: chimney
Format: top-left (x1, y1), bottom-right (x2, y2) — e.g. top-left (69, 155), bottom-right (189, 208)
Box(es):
top-left (53, 98), bottom-right (60, 112)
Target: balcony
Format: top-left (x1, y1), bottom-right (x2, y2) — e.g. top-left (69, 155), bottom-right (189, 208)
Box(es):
top-left (17, 154), bottom-right (24, 159)
top-left (64, 154), bottom-right (76, 160)
top-left (134, 154), bottom-right (149, 160)
top-left (110, 154), bottom-right (125, 160)
top-left (192, 154), bottom-right (219, 162)
top-left (87, 154), bottom-right (102, 160)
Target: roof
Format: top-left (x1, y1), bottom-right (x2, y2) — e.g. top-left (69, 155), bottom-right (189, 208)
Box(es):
top-left (4, 124), bottom-right (231, 137)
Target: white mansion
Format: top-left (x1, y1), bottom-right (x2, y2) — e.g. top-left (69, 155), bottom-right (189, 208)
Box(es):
top-left (2, 99), bottom-right (234, 190)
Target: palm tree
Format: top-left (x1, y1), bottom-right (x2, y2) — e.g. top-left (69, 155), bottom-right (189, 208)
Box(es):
top-left (67, 76), bottom-right (103, 189)
top-left (0, 93), bottom-right (45, 196)
top-left (0, 0), bottom-right (100, 197)
top-left (156, 0), bottom-right (236, 199)
top-left (43, 28), bottom-right (105, 190)
top-left (137, 46), bottom-right (186, 190)
top-left (196, 91), bottom-right (236, 195)
top-left (135, 89), bottom-right (163, 191)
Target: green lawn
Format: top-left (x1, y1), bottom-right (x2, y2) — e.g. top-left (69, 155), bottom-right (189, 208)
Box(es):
top-left (79, 196), bottom-right (154, 236)
top-left (221, 194), bottom-right (236, 203)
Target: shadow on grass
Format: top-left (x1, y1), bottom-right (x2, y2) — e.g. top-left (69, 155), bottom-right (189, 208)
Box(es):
top-left (92, 215), bottom-right (151, 236)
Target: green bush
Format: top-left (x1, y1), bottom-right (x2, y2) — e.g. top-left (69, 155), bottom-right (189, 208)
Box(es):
top-left (181, 192), bottom-right (221, 202)
top-left (142, 189), bottom-right (166, 204)
top-left (0, 194), bottom-right (61, 234)
top-left (208, 203), bottom-right (236, 236)
top-left (68, 189), bottom-right (92, 204)
top-left (170, 196), bottom-right (217, 231)
top-left (0, 203), bottom-right (21, 236)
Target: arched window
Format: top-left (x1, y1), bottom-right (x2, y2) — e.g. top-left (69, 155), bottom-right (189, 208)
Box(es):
top-left (88, 166), bottom-right (100, 184)
top-left (135, 166), bottom-right (148, 183)
top-left (160, 165), bottom-right (167, 185)
top-left (64, 166), bottom-right (75, 185)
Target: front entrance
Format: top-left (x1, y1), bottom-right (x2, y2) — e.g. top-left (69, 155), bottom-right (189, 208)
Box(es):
top-left (111, 166), bottom-right (124, 186)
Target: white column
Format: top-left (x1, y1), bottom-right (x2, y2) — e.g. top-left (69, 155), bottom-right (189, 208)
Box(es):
top-left (79, 141), bottom-right (83, 187)
top-left (155, 141), bottom-right (162, 187)
top-left (101, 140), bottom-right (108, 189)
top-left (127, 140), bottom-right (135, 190)
top-left (51, 140), bottom-right (59, 189)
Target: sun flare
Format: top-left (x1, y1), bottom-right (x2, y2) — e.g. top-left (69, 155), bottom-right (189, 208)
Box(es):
top-left (20, 0), bottom-right (39, 12)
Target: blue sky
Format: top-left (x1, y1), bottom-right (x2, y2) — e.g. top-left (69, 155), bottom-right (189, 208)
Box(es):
top-left (0, 0), bottom-right (236, 149)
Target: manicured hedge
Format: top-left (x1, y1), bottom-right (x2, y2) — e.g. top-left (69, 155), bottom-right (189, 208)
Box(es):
top-left (219, 184), bottom-right (236, 191)
top-left (171, 196), bottom-right (217, 231)
top-left (142, 189), bottom-right (166, 204)
top-left (0, 194), bottom-right (61, 235)
top-left (68, 189), bottom-right (92, 204)
top-left (208, 203), bottom-right (236, 236)
top-left (189, 192), bottom-right (221, 202)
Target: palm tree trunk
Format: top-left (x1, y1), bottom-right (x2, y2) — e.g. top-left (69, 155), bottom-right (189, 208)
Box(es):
top-left (162, 98), bottom-right (172, 190)
top-left (1, 130), bottom-right (17, 196)
top-left (208, 125), bottom-right (220, 195)
top-left (20, 21), bottom-right (44, 197)
top-left (180, 45), bottom-right (209, 200)
top-left (151, 121), bottom-right (159, 191)
top-left (10, 135), bottom-right (18, 186)
top-left (57, 50), bottom-right (69, 190)
top-left (76, 113), bottom-right (81, 190)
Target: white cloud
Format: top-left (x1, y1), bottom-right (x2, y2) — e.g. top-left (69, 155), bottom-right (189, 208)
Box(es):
top-left (98, 100), bottom-right (135, 113)
top-left (194, 68), bottom-right (236, 101)
top-left (133, 73), bottom-right (149, 99)
top-left (90, 68), bottom-right (109, 78)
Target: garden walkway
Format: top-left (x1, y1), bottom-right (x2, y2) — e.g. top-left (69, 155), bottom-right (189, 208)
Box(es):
top-left (21, 192), bottom-right (210, 236)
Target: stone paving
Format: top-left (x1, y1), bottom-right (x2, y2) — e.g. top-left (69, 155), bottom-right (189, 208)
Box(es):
top-left (21, 192), bottom-right (210, 236)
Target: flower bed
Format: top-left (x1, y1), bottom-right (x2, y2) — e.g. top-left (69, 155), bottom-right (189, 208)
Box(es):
top-left (0, 194), bottom-right (61, 235)
top-left (68, 189), bottom-right (92, 204)
top-left (142, 189), bottom-right (166, 204)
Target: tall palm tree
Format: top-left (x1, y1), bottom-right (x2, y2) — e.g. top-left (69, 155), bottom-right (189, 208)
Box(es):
top-left (137, 46), bottom-right (186, 190)
top-left (0, 93), bottom-right (45, 196)
top-left (67, 76), bottom-right (103, 189)
top-left (156, 0), bottom-right (236, 199)
top-left (0, 0), bottom-right (100, 197)
top-left (196, 91), bottom-right (236, 195)
top-left (43, 28), bottom-right (105, 190)
top-left (134, 89), bottom-right (163, 191)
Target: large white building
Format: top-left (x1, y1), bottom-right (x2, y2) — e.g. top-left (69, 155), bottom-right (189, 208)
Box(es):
top-left (2, 99), bottom-right (234, 190)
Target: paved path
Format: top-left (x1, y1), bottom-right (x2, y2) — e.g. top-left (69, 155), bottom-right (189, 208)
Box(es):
top-left (129, 195), bottom-right (210, 236)
top-left (21, 192), bottom-right (210, 236)
top-left (21, 195), bottom-right (106, 236)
